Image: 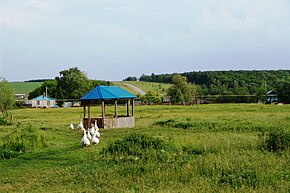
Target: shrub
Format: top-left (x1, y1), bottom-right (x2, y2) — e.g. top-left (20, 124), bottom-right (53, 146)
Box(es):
top-left (100, 133), bottom-right (174, 163)
top-left (259, 128), bottom-right (290, 152)
top-left (155, 119), bottom-right (216, 130)
top-left (0, 116), bottom-right (12, 126)
top-left (0, 125), bottom-right (47, 159)
top-left (99, 133), bottom-right (217, 166)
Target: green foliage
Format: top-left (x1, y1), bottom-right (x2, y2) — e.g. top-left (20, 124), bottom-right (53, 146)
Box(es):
top-left (123, 76), bottom-right (137, 81)
top-left (91, 80), bottom-right (113, 87)
top-left (140, 70), bottom-right (290, 98)
top-left (100, 133), bottom-right (174, 162)
top-left (0, 125), bottom-right (47, 159)
top-left (99, 133), bottom-right (217, 181)
top-left (0, 78), bottom-right (15, 117)
top-left (168, 74), bottom-right (197, 104)
top-left (275, 78), bottom-right (290, 104)
top-left (55, 67), bottom-right (93, 99)
top-left (28, 79), bottom-right (57, 99)
top-left (259, 129), bottom-right (290, 152)
top-left (155, 117), bottom-right (275, 132)
top-left (0, 117), bottom-right (12, 126)
top-left (28, 67), bottom-right (112, 100)
top-left (140, 91), bottom-right (162, 104)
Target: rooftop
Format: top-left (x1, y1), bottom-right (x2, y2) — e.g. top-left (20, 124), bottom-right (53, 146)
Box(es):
top-left (32, 95), bottom-right (55, 101)
top-left (80, 86), bottom-right (137, 100)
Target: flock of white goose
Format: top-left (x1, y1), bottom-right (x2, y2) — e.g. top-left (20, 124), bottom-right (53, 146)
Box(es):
top-left (69, 120), bottom-right (100, 147)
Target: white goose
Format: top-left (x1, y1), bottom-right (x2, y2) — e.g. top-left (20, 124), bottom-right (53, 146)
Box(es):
top-left (87, 130), bottom-right (92, 141)
top-left (95, 130), bottom-right (100, 138)
top-left (91, 131), bottom-right (100, 145)
top-left (77, 119), bottom-right (84, 130)
top-left (89, 124), bottom-right (95, 137)
top-left (69, 122), bottom-right (74, 130)
top-left (80, 129), bottom-right (90, 147)
top-left (94, 120), bottom-right (99, 132)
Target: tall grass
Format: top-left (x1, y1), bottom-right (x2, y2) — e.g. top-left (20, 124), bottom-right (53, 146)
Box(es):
top-left (0, 104), bottom-right (289, 192)
top-left (0, 124), bottom-right (47, 159)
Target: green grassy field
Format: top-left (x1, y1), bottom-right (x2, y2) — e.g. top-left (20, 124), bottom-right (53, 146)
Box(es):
top-left (114, 81), bottom-right (171, 95)
top-left (9, 82), bottom-right (43, 95)
top-left (0, 104), bottom-right (289, 192)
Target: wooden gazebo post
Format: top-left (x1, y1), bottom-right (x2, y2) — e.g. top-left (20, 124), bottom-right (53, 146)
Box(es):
top-left (127, 99), bottom-right (130, 117)
top-left (88, 104), bottom-right (91, 128)
top-left (114, 100), bottom-right (118, 118)
top-left (83, 105), bottom-right (86, 120)
top-left (131, 98), bottom-right (134, 117)
top-left (101, 100), bottom-right (105, 128)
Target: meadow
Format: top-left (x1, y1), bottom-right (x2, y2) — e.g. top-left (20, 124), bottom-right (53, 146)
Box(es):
top-left (0, 104), bottom-right (289, 192)
top-left (114, 81), bottom-right (170, 96)
top-left (8, 82), bottom-right (43, 95)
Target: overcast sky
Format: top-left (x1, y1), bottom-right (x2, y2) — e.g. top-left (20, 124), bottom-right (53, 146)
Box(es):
top-left (1, 0), bottom-right (290, 82)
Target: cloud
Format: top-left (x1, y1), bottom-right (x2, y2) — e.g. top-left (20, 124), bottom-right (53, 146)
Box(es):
top-left (1, 0), bottom-right (290, 81)
top-left (0, 0), bottom-right (59, 28)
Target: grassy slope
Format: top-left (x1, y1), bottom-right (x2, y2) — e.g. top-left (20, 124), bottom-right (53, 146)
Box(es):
top-left (9, 82), bottom-right (43, 95)
top-left (114, 81), bottom-right (171, 96)
top-left (0, 104), bottom-right (289, 192)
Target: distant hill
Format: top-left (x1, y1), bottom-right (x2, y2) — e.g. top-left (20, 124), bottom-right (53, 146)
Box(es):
top-left (9, 82), bottom-right (43, 95)
top-left (114, 81), bottom-right (170, 96)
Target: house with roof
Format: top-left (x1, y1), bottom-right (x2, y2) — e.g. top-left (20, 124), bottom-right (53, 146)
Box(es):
top-left (30, 95), bottom-right (56, 108)
top-left (80, 85), bottom-right (137, 129)
top-left (266, 90), bottom-right (278, 104)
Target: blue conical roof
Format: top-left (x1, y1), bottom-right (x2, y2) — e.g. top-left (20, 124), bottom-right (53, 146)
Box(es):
top-left (80, 86), bottom-right (137, 100)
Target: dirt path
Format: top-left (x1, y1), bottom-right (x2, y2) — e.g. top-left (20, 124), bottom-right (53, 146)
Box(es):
top-left (122, 83), bottom-right (146, 95)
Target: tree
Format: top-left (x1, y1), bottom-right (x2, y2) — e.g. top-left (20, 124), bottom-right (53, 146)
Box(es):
top-left (0, 78), bottom-right (15, 117)
top-left (123, 76), bottom-right (137, 81)
top-left (167, 74), bottom-right (196, 105)
top-left (275, 78), bottom-right (290, 104)
top-left (55, 67), bottom-right (92, 99)
top-left (255, 81), bottom-right (267, 103)
top-left (140, 91), bottom-right (162, 104)
top-left (28, 79), bottom-right (57, 99)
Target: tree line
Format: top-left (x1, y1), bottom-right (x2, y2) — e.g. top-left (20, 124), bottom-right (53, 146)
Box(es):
top-left (136, 70), bottom-right (290, 102)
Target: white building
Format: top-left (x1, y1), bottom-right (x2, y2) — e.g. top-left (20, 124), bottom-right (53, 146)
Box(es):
top-left (30, 95), bottom-right (56, 108)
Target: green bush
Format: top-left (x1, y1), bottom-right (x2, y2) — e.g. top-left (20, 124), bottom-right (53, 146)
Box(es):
top-left (100, 133), bottom-right (217, 165)
top-left (0, 117), bottom-right (12, 126)
top-left (155, 118), bottom-right (270, 132)
top-left (0, 125), bottom-right (47, 160)
top-left (155, 118), bottom-right (220, 130)
top-left (259, 128), bottom-right (290, 152)
top-left (100, 133), bottom-right (174, 163)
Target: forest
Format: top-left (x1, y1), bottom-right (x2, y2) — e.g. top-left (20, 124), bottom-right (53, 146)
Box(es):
top-left (138, 70), bottom-right (290, 98)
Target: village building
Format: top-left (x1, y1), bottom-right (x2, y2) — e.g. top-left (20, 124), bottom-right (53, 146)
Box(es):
top-left (14, 94), bottom-right (26, 102)
top-left (30, 95), bottom-right (56, 108)
top-left (266, 90), bottom-right (278, 104)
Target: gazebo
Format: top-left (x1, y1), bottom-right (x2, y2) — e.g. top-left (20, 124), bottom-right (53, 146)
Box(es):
top-left (80, 85), bottom-right (137, 129)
